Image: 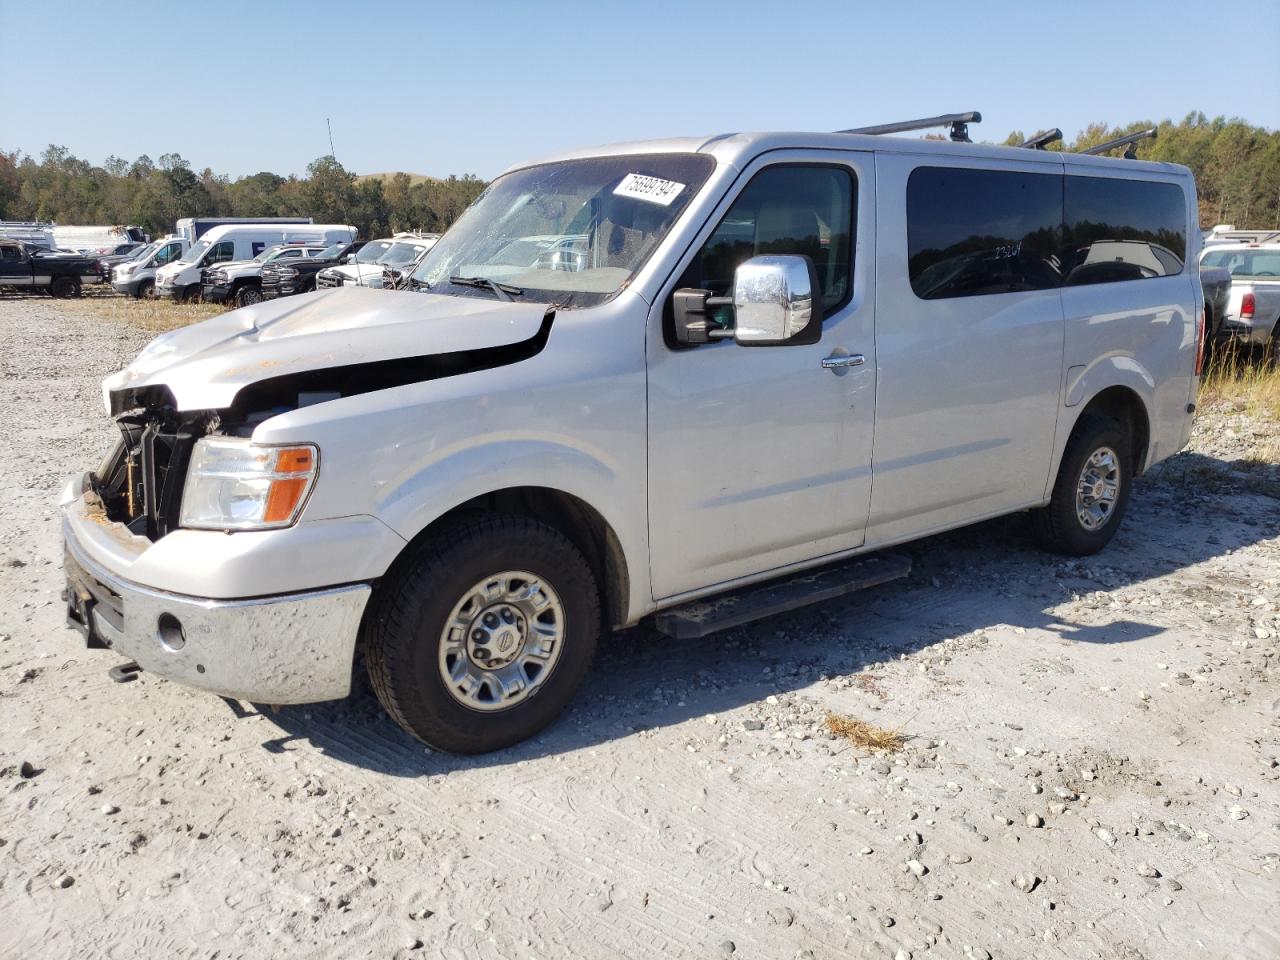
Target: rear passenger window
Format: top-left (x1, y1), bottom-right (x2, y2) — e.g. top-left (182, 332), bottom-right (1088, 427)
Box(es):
top-left (907, 168), bottom-right (1063, 299)
top-left (679, 165), bottom-right (855, 311)
top-left (1062, 177), bottom-right (1186, 285)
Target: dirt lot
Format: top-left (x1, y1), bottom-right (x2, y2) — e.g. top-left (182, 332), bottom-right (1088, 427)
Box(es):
top-left (1, 296), bottom-right (1277, 960)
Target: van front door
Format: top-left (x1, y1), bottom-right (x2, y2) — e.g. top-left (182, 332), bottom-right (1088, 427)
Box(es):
top-left (646, 153), bottom-right (876, 600)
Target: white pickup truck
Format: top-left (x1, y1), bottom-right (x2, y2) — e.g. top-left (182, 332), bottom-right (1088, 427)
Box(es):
top-left (1199, 243), bottom-right (1280, 361)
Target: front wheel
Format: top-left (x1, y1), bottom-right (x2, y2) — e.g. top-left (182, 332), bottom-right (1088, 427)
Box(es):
top-left (363, 515), bottom-right (601, 754)
top-left (1032, 413), bottom-right (1132, 556)
top-left (234, 284), bottom-right (264, 308)
top-left (136, 278), bottom-right (155, 299)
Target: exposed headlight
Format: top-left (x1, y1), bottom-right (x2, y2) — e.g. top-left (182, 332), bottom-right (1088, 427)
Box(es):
top-left (180, 437), bottom-right (319, 531)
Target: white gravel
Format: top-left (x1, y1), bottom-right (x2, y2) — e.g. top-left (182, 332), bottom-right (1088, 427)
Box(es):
top-left (1, 297), bottom-right (1278, 959)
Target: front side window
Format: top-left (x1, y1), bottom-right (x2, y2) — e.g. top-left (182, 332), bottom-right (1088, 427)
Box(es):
top-left (411, 153), bottom-right (716, 308)
top-left (907, 167), bottom-right (1063, 299)
top-left (1063, 177), bottom-right (1186, 285)
top-left (677, 165), bottom-right (855, 311)
top-left (156, 242), bottom-right (181, 265)
top-left (204, 241), bottom-right (234, 266)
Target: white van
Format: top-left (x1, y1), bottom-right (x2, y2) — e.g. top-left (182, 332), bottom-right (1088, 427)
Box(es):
top-left (63, 122), bottom-right (1202, 754)
top-left (111, 235), bottom-right (189, 298)
top-left (155, 224), bottom-right (357, 301)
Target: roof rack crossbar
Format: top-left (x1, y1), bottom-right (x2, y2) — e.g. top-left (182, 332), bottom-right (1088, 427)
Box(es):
top-left (838, 111), bottom-right (982, 143)
top-left (1019, 128), bottom-right (1063, 150)
top-left (1081, 127), bottom-right (1158, 159)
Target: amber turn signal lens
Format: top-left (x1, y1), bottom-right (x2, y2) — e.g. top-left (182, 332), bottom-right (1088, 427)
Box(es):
top-left (274, 447), bottom-right (314, 474)
top-left (263, 476), bottom-right (310, 524)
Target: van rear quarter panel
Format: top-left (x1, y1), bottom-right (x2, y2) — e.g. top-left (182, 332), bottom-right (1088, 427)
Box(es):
top-left (1054, 164), bottom-right (1199, 482)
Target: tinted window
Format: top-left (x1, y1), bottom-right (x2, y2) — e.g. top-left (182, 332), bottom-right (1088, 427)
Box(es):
top-left (205, 241), bottom-right (234, 265)
top-left (907, 167), bottom-right (1063, 299)
top-left (1062, 177), bottom-right (1185, 286)
top-left (679, 165), bottom-right (855, 310)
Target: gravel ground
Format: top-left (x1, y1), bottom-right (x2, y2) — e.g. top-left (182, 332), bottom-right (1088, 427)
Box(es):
top-left (1, 296), bottom-right (1278, 960)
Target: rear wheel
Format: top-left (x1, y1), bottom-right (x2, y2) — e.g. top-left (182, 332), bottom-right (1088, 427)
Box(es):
top-left (363, 515), bottom-right (601, 754)
top-left (1032, 413), bottom-right (1132, 556)
top-left (50, 276), bottom-right (80, 299)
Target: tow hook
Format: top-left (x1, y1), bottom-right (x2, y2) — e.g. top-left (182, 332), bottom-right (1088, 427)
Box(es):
top-left (108, 661), bottom-right (142, 683)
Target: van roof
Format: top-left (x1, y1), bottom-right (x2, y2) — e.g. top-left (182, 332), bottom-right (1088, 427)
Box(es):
top-left (195, 223), bottom-right (357, 243)
top-left (501, 131), bottom-right (1191, 180)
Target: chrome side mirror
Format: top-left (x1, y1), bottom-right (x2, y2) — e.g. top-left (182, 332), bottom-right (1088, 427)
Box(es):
top-left (731, 255), bottom-right (822, 345)
top-left (671, 254), bottom-right (823, 347)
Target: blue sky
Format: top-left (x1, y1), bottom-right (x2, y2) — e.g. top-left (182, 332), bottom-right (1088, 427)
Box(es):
top-left (3, 0), bottom-right (1277, 179)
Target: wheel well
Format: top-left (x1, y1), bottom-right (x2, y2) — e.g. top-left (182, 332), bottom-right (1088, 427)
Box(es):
top-left (1078, 386), bottom-right (1150, 475)
top-left (404, 487), bottom-right (630, 629)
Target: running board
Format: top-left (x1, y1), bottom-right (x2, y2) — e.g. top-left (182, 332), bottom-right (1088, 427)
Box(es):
top-left (653, 553), bottom-right (912, 640)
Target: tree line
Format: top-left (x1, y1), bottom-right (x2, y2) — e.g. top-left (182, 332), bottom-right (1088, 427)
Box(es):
top-left (0, 149), bottom-right (487, 240)
top-left (1, 112), bottom-right (1277, 239)
top-left (1002, 112), bottom-right (1280, 229)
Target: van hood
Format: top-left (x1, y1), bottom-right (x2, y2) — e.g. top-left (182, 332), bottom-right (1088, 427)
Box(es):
top-left (103, 287), bottom-right (551, 413)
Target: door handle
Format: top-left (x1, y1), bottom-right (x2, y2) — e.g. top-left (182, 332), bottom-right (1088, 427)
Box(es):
top-left (821, 353), bottom-right (865, 370)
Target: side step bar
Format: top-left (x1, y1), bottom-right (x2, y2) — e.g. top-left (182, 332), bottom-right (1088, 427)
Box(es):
top-left (654, 553), bottom-right (911, 640)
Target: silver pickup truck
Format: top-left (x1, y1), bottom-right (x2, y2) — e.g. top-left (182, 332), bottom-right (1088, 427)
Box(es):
top-left (1200, 243), bottom-right (1280, 361)
top-left (62, 128), bottom-right (1203, 753)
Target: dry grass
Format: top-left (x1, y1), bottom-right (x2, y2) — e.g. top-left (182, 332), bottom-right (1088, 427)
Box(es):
top-left (75, 294), bottom-right (224, 334)
top-left (1199, 347), bottom-right (1280, 421)
top-left (824, 711), bottom-right (906, 754)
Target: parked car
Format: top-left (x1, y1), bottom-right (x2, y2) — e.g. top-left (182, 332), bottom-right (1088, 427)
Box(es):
top-left (1199, 243), bottom-right (1280, 362)
top-left (0, 239), bottom-right (100, 297)
top-left (314, 239), bottom-right (392, 288)
top-left (379, 241), bottom-right (440, 290)
top-left (62, 128), bottom-right (1202, 754)
top-left (111, 236), bottom-right (188, 299)
top-left (95, 242), bottom-right (150, 282)
top-left (201, 243), bottom-right (332, 307)
top-left (1199, 263), bottom-right (1232, 352)
top-left (175, 217), bottom-right (314, 247)
top-left (0, 220), bottom-right (56, 250)
top-left (261, 240), bottom-right (368, 299)
top-left (315, 234), bottom-right (438, 288)
top-left (49, 225), bottom-right (149, 255)
top-left (155, 223), bottom-right (357, 301)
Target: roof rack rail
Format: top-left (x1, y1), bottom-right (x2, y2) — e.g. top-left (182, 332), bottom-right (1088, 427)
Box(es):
top-left (1081, 127), bottom-right (1157, 159)
top-left (1019, 128), bottom-right (1062, 150)
top-left (838, 111), bottom-right (981, 143)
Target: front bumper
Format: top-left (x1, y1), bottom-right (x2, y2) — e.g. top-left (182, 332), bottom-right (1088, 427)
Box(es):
top-left (201, 283), bottom-right (234, 303)
top-left (61, 478), bottom-right (374, 705)
top-left (112, 277), bottom-right (145, 297)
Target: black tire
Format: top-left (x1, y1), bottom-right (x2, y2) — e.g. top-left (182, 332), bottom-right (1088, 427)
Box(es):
top-left (1032, 413), bottom-right (1132, 556)
top-left (363, 514), bottom-right (601, 754)
top-left (235, 284), bottom-right (264, 308)
top-left (1267, 322), bottom-right (1280, 368)
top-left (136, 278), bottom-right (155, 299)
top-left (50, 276), bottom-right (79, 299)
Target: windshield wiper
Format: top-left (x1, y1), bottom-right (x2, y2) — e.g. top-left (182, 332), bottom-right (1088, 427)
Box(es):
top-left (448, 275), bottom-right (523, 302)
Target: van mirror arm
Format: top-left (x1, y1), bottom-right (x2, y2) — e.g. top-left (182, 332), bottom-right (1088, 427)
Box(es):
top-left (672, 289), bottom-right (735, 345)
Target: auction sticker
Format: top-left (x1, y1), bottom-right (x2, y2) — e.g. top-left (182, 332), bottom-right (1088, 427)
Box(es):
top-left (613, 173), bottom-right (686, 206)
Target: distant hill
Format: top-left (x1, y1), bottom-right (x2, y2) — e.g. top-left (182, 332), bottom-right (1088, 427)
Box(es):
top-left (356, 172), bottom-right (440, 185)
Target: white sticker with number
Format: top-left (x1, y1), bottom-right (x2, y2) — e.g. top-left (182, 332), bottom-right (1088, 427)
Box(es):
top-left (613, 173), bottom-right (686, 206)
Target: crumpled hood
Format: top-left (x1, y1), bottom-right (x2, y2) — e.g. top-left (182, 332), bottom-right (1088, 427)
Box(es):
top-left (103, 287), bottom-right (550, 412)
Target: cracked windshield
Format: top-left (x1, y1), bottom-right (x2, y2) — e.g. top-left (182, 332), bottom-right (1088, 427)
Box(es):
top-left (411, 153), bottom-right (714, 307)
